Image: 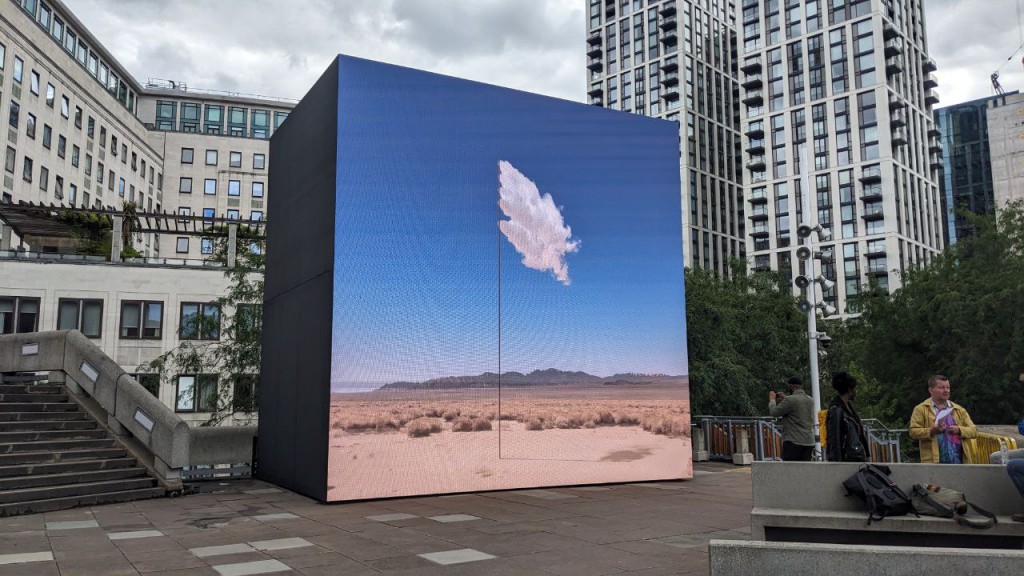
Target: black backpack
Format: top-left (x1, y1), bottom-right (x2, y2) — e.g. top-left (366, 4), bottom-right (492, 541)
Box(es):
top-left (841, 464), bottom-right (916, 524)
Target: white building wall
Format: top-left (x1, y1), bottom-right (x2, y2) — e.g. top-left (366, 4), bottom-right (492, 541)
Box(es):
top-left (0, 258), bottom-right (242, 425)
top-left (987, 92), bottom-right (1024, 209)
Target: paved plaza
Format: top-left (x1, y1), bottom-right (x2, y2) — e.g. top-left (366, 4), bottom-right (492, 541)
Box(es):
top-left (0, 462), bottom-right (751, 576)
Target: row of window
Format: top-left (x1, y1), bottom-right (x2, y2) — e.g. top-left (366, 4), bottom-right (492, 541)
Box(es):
top-left (14, 0), bottom-right (138, 112)
top-left (0, 296), bottom-right (257, 341)
top-left (176, 207), bottom-right (263, 224)
top-left (181, 148), bottom-right (266, 170)
top-left (156, 100), bottom-right (288, 139)
top-left (178, 177), bottom-right (264, 198)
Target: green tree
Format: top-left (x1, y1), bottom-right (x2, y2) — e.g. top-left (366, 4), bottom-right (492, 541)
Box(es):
top-left (838, 202), bottom-right (1024, 425)
top-left (140, 225), bottom-right (264, 425)
top-left (686, 260), bottom-right (808, 416)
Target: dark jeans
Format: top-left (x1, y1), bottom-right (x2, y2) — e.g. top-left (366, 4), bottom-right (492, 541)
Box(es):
top-left (782, 441), bottom-right (814, 462)
top-left (1009, 459), bottom-right (1024, 497)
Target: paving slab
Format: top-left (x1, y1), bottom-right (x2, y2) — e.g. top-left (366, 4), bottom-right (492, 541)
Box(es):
top-left (0, 462), bottom-right (750, 576)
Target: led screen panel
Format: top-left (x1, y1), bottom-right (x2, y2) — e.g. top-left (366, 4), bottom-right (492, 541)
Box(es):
top-left (327, 56), bottom-right (688, 501)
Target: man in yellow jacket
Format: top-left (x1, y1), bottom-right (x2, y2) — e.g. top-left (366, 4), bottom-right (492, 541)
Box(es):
top-left (909, 375), bottom-right (978, 464)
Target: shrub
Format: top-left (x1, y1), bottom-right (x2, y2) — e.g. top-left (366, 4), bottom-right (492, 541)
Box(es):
top-left (442, 410), bottom-right (461, 422)
top-left (472, 417), bottom-right (492, 431)
top-left (525, 418), bottom-right (544, 431)
top-left (452, 417), bottom-right (475, 432)
top-left (406, 417), bottom-right (443, 437)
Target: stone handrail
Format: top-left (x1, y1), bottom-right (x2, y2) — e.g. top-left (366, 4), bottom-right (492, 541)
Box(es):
top-left (0, 330), bottom-right (255, 489)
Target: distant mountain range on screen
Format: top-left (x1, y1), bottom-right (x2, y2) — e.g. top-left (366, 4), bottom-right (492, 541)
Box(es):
top-left (378, 369), bottom-right (683, 390)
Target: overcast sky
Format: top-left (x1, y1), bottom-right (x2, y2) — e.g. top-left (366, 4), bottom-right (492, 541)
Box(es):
top-left (65, 0), bottom-right (1014, 106)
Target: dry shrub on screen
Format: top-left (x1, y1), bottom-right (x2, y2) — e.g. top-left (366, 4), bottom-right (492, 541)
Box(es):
top-left (442, 409), bottom-right (461, 422)
top-left (452, 417), bottom-right (475, 432)
top-left (472, 417), bottom-right (492, 431)
top-left (525, 418), bottom-right (544, 431)
top-left (406, 417), bottom-right (443, 438)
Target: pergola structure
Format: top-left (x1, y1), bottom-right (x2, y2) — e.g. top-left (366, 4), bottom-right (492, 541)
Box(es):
top-left (0, 201), bottom-right (265, 267)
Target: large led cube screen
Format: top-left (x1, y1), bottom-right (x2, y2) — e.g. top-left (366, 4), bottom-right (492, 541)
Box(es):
top-left (264, 56), bottom-right (689, 502)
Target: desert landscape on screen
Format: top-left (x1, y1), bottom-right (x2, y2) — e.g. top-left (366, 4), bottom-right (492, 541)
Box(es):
top-left (325, 371), bottom-right (690, 501)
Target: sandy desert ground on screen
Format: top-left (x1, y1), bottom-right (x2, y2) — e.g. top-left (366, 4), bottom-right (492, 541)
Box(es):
top-left (325, 380), bottom-right (691, 501)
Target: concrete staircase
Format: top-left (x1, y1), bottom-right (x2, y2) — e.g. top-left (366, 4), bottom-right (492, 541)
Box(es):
top-left (0, 375), bottom-right (164, 516)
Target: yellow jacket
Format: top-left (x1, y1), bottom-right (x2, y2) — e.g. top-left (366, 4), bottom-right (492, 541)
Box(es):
top-left (908, 399), bottom-right (978, 463)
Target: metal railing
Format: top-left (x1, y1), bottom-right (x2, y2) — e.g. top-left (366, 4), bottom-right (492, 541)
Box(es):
top-left (697, 416), bottom-right (784, 461)
top-left (696, 415), bottom-right (904, 463)
top-left (968, 432), bottom-right (1020, 464)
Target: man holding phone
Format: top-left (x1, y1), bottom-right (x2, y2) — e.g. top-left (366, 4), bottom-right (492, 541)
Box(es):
top-left (769, 376), bottom-right (816, 461)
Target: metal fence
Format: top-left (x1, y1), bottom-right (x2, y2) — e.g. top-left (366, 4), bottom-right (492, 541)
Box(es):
top-left (695, 416), bottom-right (905, 463)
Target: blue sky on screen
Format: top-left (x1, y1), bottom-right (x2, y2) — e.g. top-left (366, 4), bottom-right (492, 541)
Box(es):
top-left (329, 56), bottom-right (686, 390)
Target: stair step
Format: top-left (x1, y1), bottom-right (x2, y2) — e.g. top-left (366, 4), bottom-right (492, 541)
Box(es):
top-left (0, 477), bottom-right (157, 504)
top-left (0, 457), bottom-right (137, 478)
top-left (0, 486), bottom-right (165, 517)
top-left (0, 411), bottom-right (87, 422)
top-left (0, 392), bottom-right (69, 403)
top-left (0, 429), bottom-right (107, 443)
top-left (0, 447), bottom-right (127, 466)
top-left (1, 420), bottom-right (97, 432)
top-left (0, 438), bottom-right (114, 454)
top-left (0, 385), bottom-right (63, 394)
top-left (0, 467), bottom-right (148, 491)
top-left (0, 403), bottom-right (79, 413)
top-left (0, 374), bottom-right (51, 384)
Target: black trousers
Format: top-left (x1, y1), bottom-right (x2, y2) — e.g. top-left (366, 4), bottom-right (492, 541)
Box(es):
top-left (782, 441), bottom-right (814, 461)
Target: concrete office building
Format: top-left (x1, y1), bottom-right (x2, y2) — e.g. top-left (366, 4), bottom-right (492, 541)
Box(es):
top-left (0, 0), bottom-right (292, 423)
top-left (586, 0), bottom-right (746, 274)
top-left (934, 92), bottom-right (1015, 244)
top-left (737, 0), bottom-right (944, 313)
top-left (987, 91), bottom-right (1024, 210)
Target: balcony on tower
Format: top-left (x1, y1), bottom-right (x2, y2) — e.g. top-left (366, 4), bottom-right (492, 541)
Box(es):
top-left (745, 123), bottom-right (765, 139)
top-left (858, 165), bottom-right (883, 184)
top-left (661, 71), bottom-right (679, 86)
top-left (587, 42), bottom-right (602, 57)
top-left (660, 1), bottom-right (677, 16)
top-left (884, 39), bottom-right (903, 58)
top-left (861, 207), bottom-right (885, 221)
top-left (587, 57), bottom-right (604, 72)
top-left (888, 93), bottom-right (906, 109)
top-left (883, 21), bottom-right (899, 40)
top-left (890, 109), bottom-right (906, 127)
top-left (930, 154), bottom-right (944, 170)
top-left (587, 85), bottom-right (604, 97)
top-left (924, 73), bottom-right (938, 89)
top-left (891, 128), bottom-right (907, 147)
top-left (740, 57), bottom-right (762, 74)
top-left (741, 73), bottom-right (763, 89)
top-left (662, 85), bottom-right (680, 100)
top-left (746, 155), bottom-right (766, 171)
top-left (925, 88), bottom-right (940, 105)
top-left (661, 56), bottom-right (679, 72)
top-left (660, 15), bottom-right (677, 30)
top-left (922, 56), bottom-right (937, 73)
top-left (747, 138), bottom-right (765, 155)
top-left (587, 30), bottom-right (602, 45)
top-left (885, 56), bottom-right (904, 76)
top-left (660, 27), bottom-right (678, 44)
top-left (742, 89), bottom-right (764, 105)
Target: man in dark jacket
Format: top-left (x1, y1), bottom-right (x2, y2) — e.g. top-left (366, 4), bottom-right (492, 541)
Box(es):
top-left (769, 376), bottom-right (816, 461)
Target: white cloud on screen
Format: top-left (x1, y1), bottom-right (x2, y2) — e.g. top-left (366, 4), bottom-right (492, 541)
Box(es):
top-left (497, 160), bottom-right (579, 285)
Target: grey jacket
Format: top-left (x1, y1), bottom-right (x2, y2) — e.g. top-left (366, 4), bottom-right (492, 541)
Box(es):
top-left (769, 388), bottom-right (815, 446)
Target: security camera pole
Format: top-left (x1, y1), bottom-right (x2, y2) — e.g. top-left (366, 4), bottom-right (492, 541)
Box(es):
top-left (795, 146), bottom-right (831, 459)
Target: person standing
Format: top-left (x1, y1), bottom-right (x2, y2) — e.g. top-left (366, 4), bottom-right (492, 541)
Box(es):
top-left (769, 376), bottom-right (816, 461)
top-left (825, 372), bottom-right (870, 462)
top-left (909, 375), bottom-right (978, 464)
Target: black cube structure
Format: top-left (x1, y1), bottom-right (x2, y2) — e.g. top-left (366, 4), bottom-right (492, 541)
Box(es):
top-left (260, 55), bottom-right (690, 502)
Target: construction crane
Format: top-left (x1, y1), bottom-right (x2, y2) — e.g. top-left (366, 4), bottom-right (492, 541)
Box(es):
top-left (992, 0), bottom-right (1024, 94)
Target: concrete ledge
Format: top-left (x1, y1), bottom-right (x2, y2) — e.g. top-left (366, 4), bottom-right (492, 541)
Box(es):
top-left (709, 539), bottom-right (1024, 576)
top-left (189, 426), bottom-right (256, 466)
top-left (753, 461), bottom-right (1022, 513)
top-left (0, 330), bottom-right (69, 373)
top-left (750, 461), bottom-right (1024, 544)
top-left (115, 373), bottom-right (191, 468)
